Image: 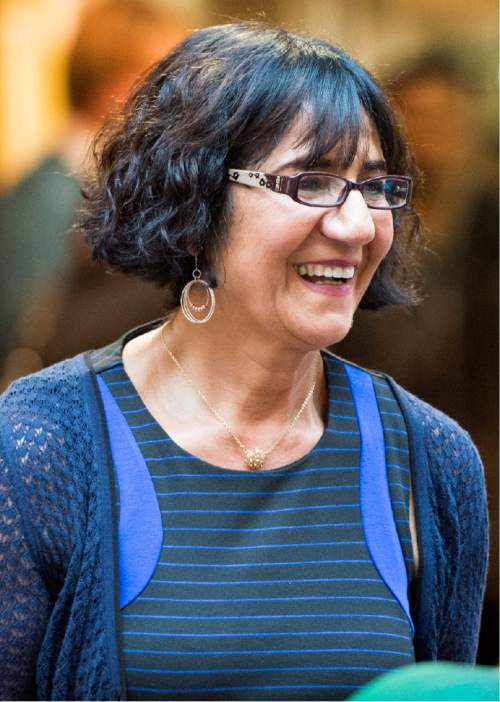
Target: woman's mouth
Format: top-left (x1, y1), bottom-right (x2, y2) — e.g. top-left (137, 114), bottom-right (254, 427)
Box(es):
top-left (293, 263), bottom-right (356, 286)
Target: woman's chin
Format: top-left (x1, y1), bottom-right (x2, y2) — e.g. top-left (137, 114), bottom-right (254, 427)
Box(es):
top-left (291, 313), bottom-right (355, 351)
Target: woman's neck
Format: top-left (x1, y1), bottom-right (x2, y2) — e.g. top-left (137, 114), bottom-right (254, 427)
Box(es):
top-left (124, 310), bottom-right (326, 431)
top-left (172, 311), bottom-right (322, 415)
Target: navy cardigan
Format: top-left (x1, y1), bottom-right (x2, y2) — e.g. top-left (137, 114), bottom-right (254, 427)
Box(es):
top-left (0, 346), bottom-right (489, 700)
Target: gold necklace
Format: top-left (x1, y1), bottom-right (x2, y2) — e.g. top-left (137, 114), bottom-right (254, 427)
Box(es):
top-left (161, 322), bottom-right (320, 470)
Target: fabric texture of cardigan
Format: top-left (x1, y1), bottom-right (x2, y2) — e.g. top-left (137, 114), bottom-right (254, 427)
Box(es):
top-left (0, 336), bottom-right (489, 701)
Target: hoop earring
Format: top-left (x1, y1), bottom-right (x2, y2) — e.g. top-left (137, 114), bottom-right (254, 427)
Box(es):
top-left (180, 256), bottom-right (216, 324)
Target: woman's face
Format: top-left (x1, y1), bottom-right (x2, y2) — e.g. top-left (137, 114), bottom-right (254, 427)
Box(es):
top-left (216, 118), bottom-right (394, 352)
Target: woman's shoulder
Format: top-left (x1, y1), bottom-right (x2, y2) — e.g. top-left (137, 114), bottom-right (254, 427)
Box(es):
top-left (0, 319), bottom-right (164, 435)
top-left (328, 351), bottom-right (484, 489)
top-left (0, 355), bottom-right (88, 423)
top-left (0, 354), bottom-right (88, 414)
top-left (377, 372), bottom-right (486, 519)
top-left (386, 375), bottom-right (483, 473)
top-left (0, 353), bottom-right (99, 489)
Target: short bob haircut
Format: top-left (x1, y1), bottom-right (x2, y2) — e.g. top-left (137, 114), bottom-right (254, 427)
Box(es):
top-left (81, 21), bottom-right (422, 312)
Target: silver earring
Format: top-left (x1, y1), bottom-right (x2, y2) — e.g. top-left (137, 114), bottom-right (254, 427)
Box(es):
top-left (180, 256), bottom-right (216, 324)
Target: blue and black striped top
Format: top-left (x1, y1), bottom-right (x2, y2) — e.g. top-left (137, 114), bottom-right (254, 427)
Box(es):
top-left (92, 339), bottom-right (415, 701)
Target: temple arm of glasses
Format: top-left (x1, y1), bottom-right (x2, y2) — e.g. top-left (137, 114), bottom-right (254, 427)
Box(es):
top-left (228, 169), bottom-right (284, 192)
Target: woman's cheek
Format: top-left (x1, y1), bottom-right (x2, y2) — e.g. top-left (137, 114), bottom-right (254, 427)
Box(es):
top-left (374, 214), bottom-right (395, 260)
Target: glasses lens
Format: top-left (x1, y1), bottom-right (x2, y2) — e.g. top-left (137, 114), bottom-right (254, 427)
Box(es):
top-left (297, 174), bottom-right (347, 205)
top-left (362, 177), bottom-right (409, 209)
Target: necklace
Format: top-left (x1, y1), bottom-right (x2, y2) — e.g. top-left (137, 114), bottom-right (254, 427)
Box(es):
top-left (160, 321), bottom-right (320, 470)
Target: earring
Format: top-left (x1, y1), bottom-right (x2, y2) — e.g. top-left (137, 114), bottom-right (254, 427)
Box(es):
top-left (180, 255), bottom-right (216, 324)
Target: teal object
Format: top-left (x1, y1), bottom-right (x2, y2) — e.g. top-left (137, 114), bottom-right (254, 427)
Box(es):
top-left (349, 662), bottom-right (499, 700)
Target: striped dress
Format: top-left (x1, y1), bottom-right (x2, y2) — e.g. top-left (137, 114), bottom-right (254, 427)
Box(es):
top-left (91, 339), bottom-right (415, 701)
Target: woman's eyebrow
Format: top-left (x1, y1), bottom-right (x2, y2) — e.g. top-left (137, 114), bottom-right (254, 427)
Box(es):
top-left (363, 159), bottom-right (387, 173)
top-left (270, 157), bottom-right (388, 173)
top-left (270, 156), bottom-right (320, 172)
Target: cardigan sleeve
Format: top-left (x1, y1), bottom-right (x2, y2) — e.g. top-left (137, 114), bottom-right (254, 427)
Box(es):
top-left (0, 357), bottom-right (124, 701)
top-left (387, 380), bottom-right (488, 663)
top-left (0, 450), bottom-right (52, 700)
top-left (0, 365), bottom-right (86, 701)
top-left (428, 425), bottom-right (489, 662)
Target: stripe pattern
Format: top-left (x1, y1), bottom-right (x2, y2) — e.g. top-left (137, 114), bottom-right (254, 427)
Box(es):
top-left (94, 342), bottom-right (414, 701)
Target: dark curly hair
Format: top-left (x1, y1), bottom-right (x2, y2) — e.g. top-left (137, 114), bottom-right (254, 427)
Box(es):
top-left (80, 21), bottom-right (422, 312)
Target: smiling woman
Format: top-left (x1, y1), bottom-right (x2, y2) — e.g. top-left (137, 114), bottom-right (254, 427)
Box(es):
top-left (83, 24), bottom-right (421, 314)
top-left (0, 21), bottom-right (488, 702)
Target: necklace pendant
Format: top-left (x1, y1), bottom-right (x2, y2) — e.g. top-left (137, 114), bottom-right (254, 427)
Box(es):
top-left (245, 448), bottom-right (266, 471)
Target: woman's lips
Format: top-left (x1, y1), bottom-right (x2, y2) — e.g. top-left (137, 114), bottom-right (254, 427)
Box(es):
top-left (295, 269), bottom-right (355, 297)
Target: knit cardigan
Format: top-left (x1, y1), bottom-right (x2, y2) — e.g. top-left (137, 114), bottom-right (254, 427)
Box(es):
top-left (0, 348), bottom-right (489, 701)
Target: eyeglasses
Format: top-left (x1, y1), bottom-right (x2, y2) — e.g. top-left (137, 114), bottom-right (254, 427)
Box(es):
top-left (228, 168), bottom-right (412, 210)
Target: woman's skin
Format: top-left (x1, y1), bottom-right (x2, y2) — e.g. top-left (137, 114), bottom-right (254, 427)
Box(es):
top-left (123, 116), bottom-right (419, 568)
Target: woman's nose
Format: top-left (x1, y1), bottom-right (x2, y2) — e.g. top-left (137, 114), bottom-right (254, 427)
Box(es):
top-left (318, 189), bottom-right (376, 244)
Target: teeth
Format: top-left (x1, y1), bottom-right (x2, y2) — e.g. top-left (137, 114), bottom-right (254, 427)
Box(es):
top-left (295, 264), bottom-right (355, 279)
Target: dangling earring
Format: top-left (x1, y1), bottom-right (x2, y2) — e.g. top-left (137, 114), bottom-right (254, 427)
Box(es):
top-left (180, 255), bottom-right (216, 324)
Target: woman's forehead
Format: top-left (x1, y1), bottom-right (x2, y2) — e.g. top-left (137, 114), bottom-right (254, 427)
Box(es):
top-left (263, 114), bottom-right (383, 172)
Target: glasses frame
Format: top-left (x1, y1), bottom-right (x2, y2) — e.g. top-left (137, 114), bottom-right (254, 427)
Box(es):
top-left (228, 168), bottom-right (412, 210)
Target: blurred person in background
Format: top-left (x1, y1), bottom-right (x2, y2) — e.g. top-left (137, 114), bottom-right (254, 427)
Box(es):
top-left (0, 22), bottom-right (489, 700)
top-left (0, 0), bottom-right (184, 386)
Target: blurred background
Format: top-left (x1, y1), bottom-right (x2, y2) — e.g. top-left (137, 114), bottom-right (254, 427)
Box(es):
top-left (0, 0), bottom-right (497, 664)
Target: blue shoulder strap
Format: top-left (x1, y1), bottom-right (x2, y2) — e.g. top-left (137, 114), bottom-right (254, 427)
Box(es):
top-left (97, 375), bottom-right (162, 608)
top-left (344, 363), bottom-right (414, 634)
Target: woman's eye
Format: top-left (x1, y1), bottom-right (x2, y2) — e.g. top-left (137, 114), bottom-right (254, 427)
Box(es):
top-left (364, 181), bottom-right (384, 195)
top-left (299, 176), bottom-right (323, 191)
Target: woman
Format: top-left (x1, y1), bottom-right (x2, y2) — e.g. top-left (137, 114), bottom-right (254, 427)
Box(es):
top-left (0, 22), bottom-right (488, 701)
